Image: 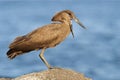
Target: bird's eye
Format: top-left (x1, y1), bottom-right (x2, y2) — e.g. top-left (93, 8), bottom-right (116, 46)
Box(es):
top-left (68, 13), bottom-right (71, 16)
top-left (62, 17), bottom-right (66, 20)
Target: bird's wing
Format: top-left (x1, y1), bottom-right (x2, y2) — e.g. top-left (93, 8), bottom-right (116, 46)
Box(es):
top-left (9, 35), bottom-right (31, 49)
top-left (9, 24), bottom-right (62, 50)
top-left (26, 24), bottom-right (61, 46)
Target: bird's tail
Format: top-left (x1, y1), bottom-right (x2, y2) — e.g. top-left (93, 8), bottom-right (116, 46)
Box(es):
top-left (7, 49), bottom-right (22, 59)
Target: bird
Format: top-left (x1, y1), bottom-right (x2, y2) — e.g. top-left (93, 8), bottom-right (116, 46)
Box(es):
top-left (7, 10), bottom-right (86, 69)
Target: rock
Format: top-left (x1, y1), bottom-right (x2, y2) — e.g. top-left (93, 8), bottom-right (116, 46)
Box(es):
top-left (0, 78), bottom-right (11, 80)
top-left (14, 68), bottom-right (91, 80)
top-left (1, 68), bottom-right (92, 80)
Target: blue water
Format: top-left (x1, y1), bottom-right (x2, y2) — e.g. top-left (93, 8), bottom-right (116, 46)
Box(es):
top-left (0, 1), bottom-right (120, 80)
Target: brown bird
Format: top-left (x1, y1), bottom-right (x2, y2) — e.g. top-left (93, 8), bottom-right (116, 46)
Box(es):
top-left (7, 10), bottom-right (86, 69)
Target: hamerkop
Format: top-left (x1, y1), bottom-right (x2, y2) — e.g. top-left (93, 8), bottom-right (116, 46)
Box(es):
top-left (7, 10), bottom-right (86, 69)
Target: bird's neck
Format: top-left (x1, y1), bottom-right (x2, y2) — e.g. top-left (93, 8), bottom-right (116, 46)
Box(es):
top-left (62, 20), bottom-right (71, 27)
top-left (52, 20), bottom-right (71, 27)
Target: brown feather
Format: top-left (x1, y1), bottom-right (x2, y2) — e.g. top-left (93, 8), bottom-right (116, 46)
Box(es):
top-left (7, 49), bottom-right (22, 59)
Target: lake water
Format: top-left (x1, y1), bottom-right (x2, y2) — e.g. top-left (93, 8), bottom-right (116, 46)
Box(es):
top-left (0, 1), bottom-right (120, 80)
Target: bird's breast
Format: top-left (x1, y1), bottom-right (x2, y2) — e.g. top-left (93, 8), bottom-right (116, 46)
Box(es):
top-left (48, 23), bottom-right (70, 47)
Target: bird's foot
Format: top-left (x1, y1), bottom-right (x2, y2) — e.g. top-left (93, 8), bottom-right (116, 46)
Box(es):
top-left (48, 66), bottom-right (62, 70)
top-left (48, 66), bottom-right (53, 69)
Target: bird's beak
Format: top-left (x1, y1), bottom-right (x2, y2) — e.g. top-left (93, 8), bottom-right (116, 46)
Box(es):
top-left (74, 17), bottom-right (86, 29)
top-left (70, 17), bottom-right (86, 38)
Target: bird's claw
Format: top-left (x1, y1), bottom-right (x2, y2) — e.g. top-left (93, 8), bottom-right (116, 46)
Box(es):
top-left (48, 66), bottom-right (62, 69)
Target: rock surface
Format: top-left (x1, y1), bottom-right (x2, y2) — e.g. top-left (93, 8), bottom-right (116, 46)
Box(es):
top-left (0, 68), bottom-right (91, 80)
top-left (0, 78), bottom-right (11, 80)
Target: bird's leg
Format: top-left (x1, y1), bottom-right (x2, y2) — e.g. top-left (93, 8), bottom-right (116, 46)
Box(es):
top-left (39, 48), bottom-right (52, 69)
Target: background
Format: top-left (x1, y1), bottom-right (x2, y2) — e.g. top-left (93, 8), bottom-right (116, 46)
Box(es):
top-left (0, 0), bottom-right (120, 80)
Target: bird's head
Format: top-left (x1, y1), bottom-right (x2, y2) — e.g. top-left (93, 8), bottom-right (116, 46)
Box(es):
top-left (52, 10), bottom-right (86, 37)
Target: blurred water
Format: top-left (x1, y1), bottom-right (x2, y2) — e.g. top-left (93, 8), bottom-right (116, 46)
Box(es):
top-left (0, 1), bottom-right (120, 80)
